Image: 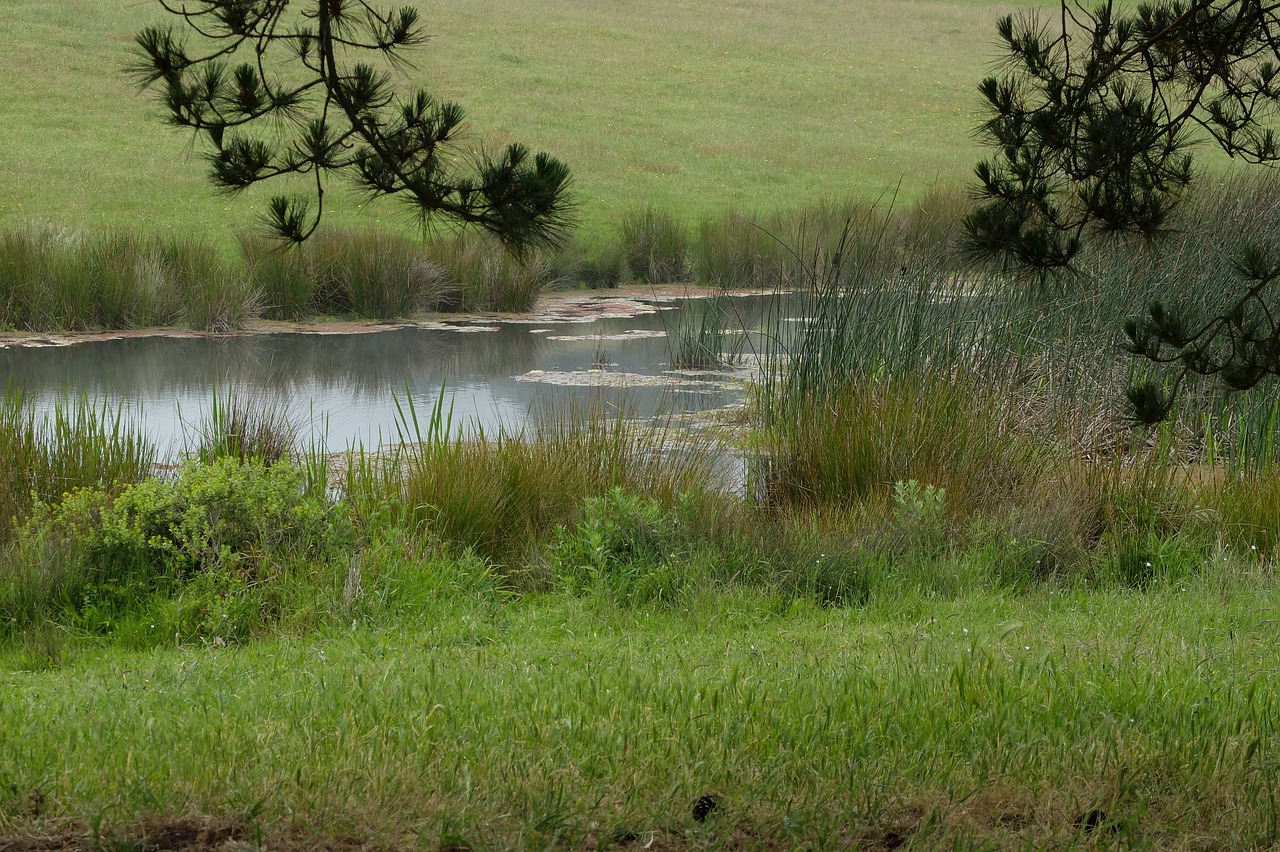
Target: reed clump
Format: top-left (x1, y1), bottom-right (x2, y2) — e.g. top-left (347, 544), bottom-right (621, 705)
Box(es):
top-left (618, 207), bottom-right (691, 284)
top-left (0, 227), bottom-right (253, 331)
top-left (345, 395), bottom-right (726, 572)
top-left (0, 389), bottom-right (155, 544)
top-left (195, 385), bottom-right (299, 466)
top-left (420, 234), bottom-right (559, 312)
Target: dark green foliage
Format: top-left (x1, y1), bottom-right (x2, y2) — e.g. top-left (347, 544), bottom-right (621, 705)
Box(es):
top-left (545, 489), bottom-right (875, 608)
top-left (2, 457), bottom-right (345, 637)
top-left (548, 487), bottom-right (685, 600)
top-left (967, 0), bottom-right (1280, 418)
top-left (967, 0), bottom-right (1280, 274)
top-left (131, 1), bottom-right (573, 250)
top-left (1121, 255), bottom-right (1280, 423)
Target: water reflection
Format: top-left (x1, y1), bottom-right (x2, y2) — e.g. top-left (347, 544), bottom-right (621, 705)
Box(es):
top-left (2, 295), bottom-right (773, 456)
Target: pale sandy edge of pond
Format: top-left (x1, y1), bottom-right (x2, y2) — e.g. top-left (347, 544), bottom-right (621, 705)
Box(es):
top-left (0, 284), bottom-right (775, 350)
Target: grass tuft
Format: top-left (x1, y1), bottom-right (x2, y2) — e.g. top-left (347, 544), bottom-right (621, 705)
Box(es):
top-left (0, 388), bottom-right (154, 544)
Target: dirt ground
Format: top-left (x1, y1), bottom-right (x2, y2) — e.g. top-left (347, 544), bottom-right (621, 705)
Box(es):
top-left (0, 812), bottom-right (923, 851)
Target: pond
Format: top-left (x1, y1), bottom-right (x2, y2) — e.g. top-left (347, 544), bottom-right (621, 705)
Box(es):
top-left (1, 291), bottom-right (777, 458)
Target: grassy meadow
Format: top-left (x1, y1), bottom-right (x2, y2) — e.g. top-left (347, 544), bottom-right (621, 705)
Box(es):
top-left (8, 0), bottom-right (1280, 849)
top-left (0, 0), bottom-right (1041, 246)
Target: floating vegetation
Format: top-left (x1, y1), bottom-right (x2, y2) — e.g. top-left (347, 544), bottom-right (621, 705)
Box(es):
top-left (515, 369), bottom-right (729, 392)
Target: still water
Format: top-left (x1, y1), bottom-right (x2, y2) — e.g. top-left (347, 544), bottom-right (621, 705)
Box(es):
top-left (2, 293), bottom-right (772, 457)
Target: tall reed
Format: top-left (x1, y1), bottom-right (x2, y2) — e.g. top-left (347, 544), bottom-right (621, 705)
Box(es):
top-left (344, 391), bottom-right (725, 571)
top-left (691, 197), bottom-right (915, 290)
top-left (745, 174), bottom-right (1280, 582)
top-left (618, 207), bottom-right (690, 284)
top-left (421, 234), bottom-right (557, 312)
top-left (239, 235), bottom-right (314, 321)
top-left (665, 295), bottom-right (744, 370)
top-left (193, 384), bottom-right (298, 466)
top-left (0, 389), bottom-right (154, 542)
top-left (311, 229), bottom-right (451, 320)
top-left (0, 227), bottom-right (255, 331)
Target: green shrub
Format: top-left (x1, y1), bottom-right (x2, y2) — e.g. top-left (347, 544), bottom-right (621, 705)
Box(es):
top-left (761, 526), bottom-right (875, 608)
top-left (548, 487), bottom-right (680, 593)
top-left (349, 395), bottom-right (723, 571)
top-left (3, 457), bottom-right (345, 636)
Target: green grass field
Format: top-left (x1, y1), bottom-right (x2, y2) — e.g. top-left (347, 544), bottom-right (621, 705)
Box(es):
top-left (5, 580), bottom-right (1280, 849)
top-left (0, 0), bottom-right (1047, 246)
top-left (10, 2), bottom-right (1280, 848)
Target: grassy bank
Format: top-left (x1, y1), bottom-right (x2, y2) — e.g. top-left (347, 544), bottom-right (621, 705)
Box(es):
top-left (0, 190), bottom-right (969, 330)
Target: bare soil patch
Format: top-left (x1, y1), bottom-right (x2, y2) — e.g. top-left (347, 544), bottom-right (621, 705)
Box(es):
top-left (0, 815), bottom-right (389, 852)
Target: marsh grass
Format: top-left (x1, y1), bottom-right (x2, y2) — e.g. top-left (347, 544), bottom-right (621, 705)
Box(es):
top-left (177, 243), bottom-right (263, 332)
top-left (558, 236), bottom-right (630, 288)
top-left (618, 207), bottom-right (690, 284)
top-left (342, 392), bottom-right (726, 572)
top-left (737, 175), bottom-right (1280, 589)
top-left (238, 235), bottom-right (314, 321)
top-left (0, 389), bottom-right (154, 544)
top-left (421, 234), bottom-right (557, 312)
top-left (689, 197), bottom-right (923, 290)
top-left (0, 224), bottom-right (560, 330)
top-left (666, 295), bottom-right (744, 370)
top-left (194, 384), bottom-right (299, 466)
top-left (310, 229), bottom-right (450, 320)
top-left (0, 227), bottom-right (255, 331)
top-left (758, 375), bottom-right (1035, 518)
top-left (242, 229), bottom-right (548, 317)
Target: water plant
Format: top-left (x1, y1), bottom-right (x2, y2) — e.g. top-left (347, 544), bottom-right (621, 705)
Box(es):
top-left (341, 392), bottom-right (725, 571)
top-left (194, 384), bottom-right (299, 466)
top-left (666, 294), bottom-right (742, 370)
top-left (0, 388), bottom-right (154, 544)
top-left (0, 227), bottom-right (251, 331)
top-left (421, 234), bottom-right (557, 312)
top-left (310, 229), bottom-right (452, 320)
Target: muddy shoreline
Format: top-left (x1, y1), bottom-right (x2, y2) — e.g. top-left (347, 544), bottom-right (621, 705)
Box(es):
top-left (0, 285), bottom-right (753, 350)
